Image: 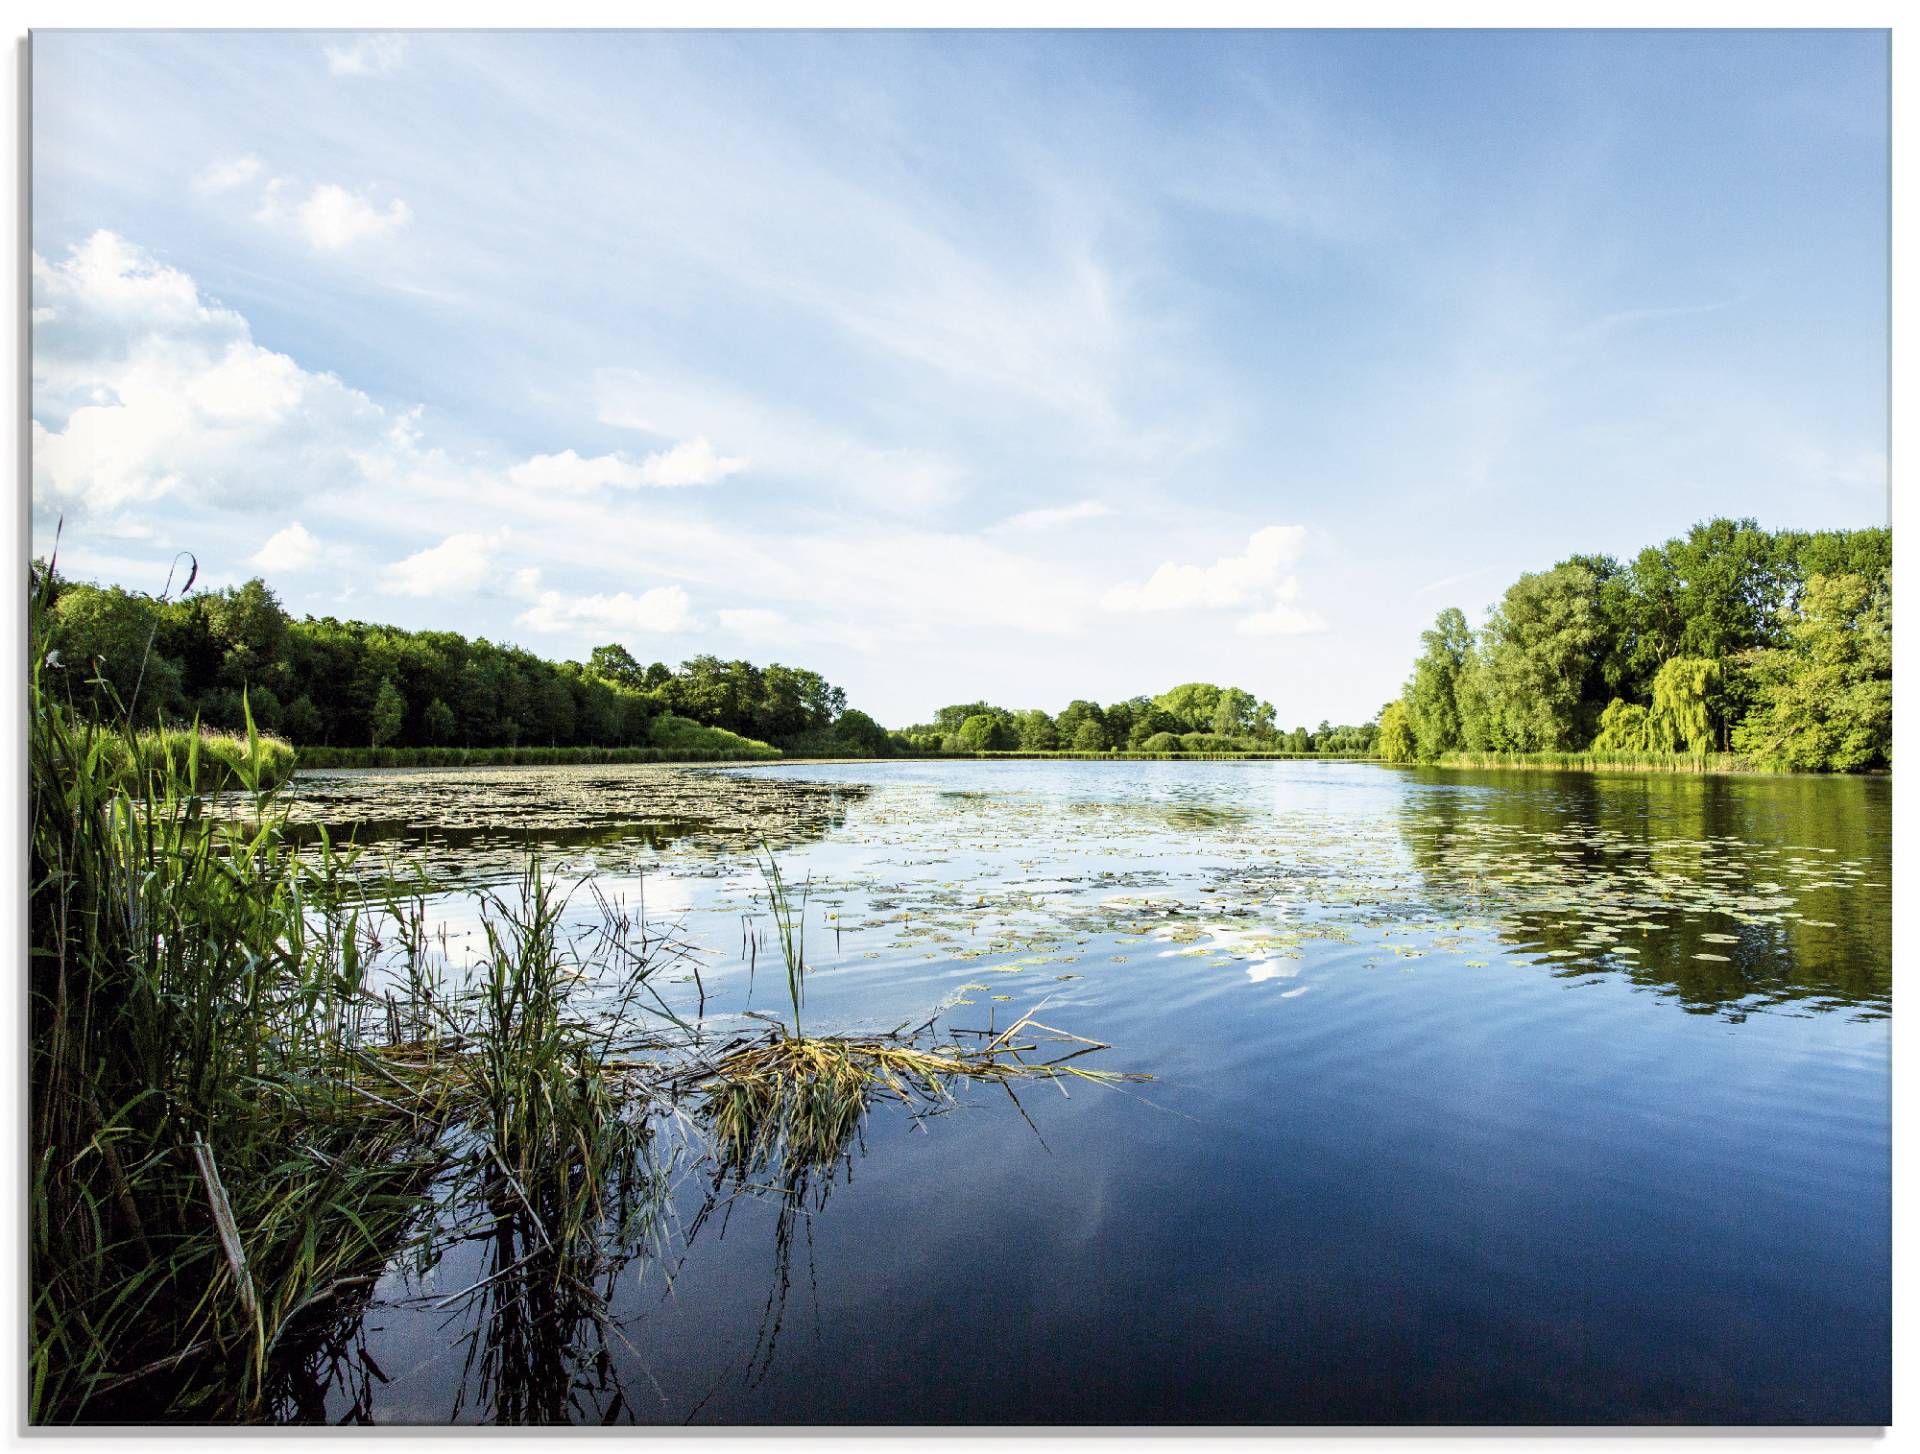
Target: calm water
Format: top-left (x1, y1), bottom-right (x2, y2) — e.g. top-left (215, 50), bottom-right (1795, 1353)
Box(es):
top-left (275, 760), bottom-right (1890, 1425)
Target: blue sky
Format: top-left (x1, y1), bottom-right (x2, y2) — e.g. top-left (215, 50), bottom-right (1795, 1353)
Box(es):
top-left (31, 28), bottom-right (1889, 726)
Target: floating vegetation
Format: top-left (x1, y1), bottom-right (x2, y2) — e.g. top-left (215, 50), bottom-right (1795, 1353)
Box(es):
top-left (689, 855), bottom-right (1143, 1179)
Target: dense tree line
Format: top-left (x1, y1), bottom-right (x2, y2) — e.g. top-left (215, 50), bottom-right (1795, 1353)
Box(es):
top-left (1378, 518), bottom-right (1891, 771)
top-left (900, 683), bottom-right (1378, 756)
top-left (36, 566), bottom-right (893, 757)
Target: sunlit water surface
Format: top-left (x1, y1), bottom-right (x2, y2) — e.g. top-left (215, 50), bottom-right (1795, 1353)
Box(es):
top-left (271, 760), bottom-right (1889, 1425)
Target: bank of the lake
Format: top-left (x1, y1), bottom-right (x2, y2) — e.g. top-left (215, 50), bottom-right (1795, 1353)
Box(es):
top-left (294, 742), bottom-right (779, 769)
top-left (1425, 749), bottom-right (1842, 776)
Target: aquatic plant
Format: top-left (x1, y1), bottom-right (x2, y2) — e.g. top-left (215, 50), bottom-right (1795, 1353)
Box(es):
top-left (29, 575), bottom-right (445, 1419)
top-left (95, 720), bottom-right (298, 791)
top-left (295, 742), bottom-right (780, 769)
top-left (692, 857), bottom-right (1142, 1184)
top-left (1429, 749), bottom-right (1776, 775)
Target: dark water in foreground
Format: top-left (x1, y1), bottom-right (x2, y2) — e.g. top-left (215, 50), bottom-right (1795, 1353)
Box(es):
top-left (278, 760), bottom-right (1890, 1425)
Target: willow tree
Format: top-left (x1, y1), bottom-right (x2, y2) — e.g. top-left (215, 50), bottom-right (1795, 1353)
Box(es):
top-left (1377, 700), bottom-right (1416, 762)
top-left (1591, 698), bottom-right (1654, 752)
top-left (1647, 657), bottom-right (1722, 754)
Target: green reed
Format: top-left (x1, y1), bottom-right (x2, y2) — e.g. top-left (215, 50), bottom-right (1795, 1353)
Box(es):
top-left (1429, 749), bottom-right (1786, 775)
top-left (29, 572), bottom-right (445, 1420)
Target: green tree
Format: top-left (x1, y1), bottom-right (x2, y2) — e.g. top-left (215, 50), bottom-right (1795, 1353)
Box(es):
top-left (1732, 572), bottom-right (1891, 771)
top-left (831, 708), bottom-right (892, 757)
top-left (281, 694), bottom-right (325, 743)
top-left (1103, 697), bottom-right (1148, 747)
top-left (1011, 709), bottom-right (1058, 751)
top-left (933, 701), bottom-right (1003, 734)
top-left (198, 578), bottom-right (290, 691)
top-left (1070, 718), bottom-right (1109, 752)
top-left (1152, 683), bottom-right (1223, 733)
top-left (1647, 657), bottom-right (1721, 754)
top-left (1126, 705), bottom-right (1182, 749)
top-left (1478, 563), bottom-right (1604, 750)
top-left (369, 677), bottom-right (406, 747)
top-left (1405, 607), bottom-right (1474, 756)
top-left (588, 643), bottom-right (647, 691)
top-left (47, 582), bottom-right (174, 717)
top-left (1590, 699), bottom-right (1653, 752)
top-left (1376, 700), bottom-right (1415, 762)
top-left (1210, 687), bottom-right (1258, 737)
top-left (1627, 517), bottom-right (1791, 678)
top-left (955, 713), bottom-right (1014, 751)
top-left (422, 696), bottom-right (458, 745)
top-left (1055, 699), bottom-right (1106, 745)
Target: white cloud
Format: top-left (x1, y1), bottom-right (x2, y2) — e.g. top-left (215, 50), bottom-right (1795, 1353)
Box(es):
top-left (518, 585), bottom-right (693, 635)
top-left (251, 521), bottom-right (320, 572)
top-left (382, 530), bottom-right (506, 598)
top-left (998, 499), bottom-right (1110, 531)
top-left (323, 34), bottom-right (409, 77)
top-left (595, 369), bottom-right (960, 513)
top-left (195, 155), bottom-right (263, 194)
top-left (508, 437), bottom-right (746, 494)
top-left (1103, 525), bottom-right (1309, 612)
top-left (276, 182), bottom-right (412, 251)
top-left (31, 231), bottom-right (394, 520)
top-left (1104, 524), bottom-right (1327, 636)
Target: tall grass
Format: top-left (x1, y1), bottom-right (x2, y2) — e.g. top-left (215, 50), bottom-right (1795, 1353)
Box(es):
top-left (646, 712), bottom-right (782, 759)
top-left (28, 558), bottom-right (1146, 1422)
top-left (926, 749), bottom-right (1373, 762)
top-left (98, 722), bottom-right (298, 790)
top-left (1428, 749), bottom-right (1780, 775)
top-left (694, 853), bottom-right (1144, 1181)
top-left (28, 563), bottom-right (682, 1421)
top-left (297, 741), bottom-right (780, 770)
top-left (29, 608), bottom-right (443, 1418)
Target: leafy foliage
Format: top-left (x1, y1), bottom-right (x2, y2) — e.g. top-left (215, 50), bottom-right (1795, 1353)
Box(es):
top-left (39, 569), bottom-right (877, 757)
top-left (1376, 700), bottom-right (1415, 762)
top-left (1385, 519), bottom-right (1890, 772)
top-left (1731, 573), bottom-right (1891, 771)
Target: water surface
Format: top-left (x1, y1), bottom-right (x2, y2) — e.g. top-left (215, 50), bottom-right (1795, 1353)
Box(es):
top-left (276, 760), bottom-right (1890, 1425)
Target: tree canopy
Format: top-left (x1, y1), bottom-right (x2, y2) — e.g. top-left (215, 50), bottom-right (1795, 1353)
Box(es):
top-left (39, 569), bottom-right (888, 758)
top-left (1382, 518), bottom-right (1890, 771)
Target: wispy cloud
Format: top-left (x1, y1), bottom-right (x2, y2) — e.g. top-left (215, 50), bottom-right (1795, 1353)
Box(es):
top-left (518, 585), bottom-right (693, 635)
top-left (1104, 525), bottom-right (1308, 612)
top-left (508, 439), bottom-right (746, 494)
top-left (594, 368), bottom-right (961, 513)
top-left (997, 500), bottom-right (1111, 532)
top-left (1412, 567), bottom-right (1492, 599)
top-left (323, 34), bottom-right (408, 77)
top-left (30, 30), bottom-right (1889, 724)
top-left (194, 155), bottom-right (263, 194)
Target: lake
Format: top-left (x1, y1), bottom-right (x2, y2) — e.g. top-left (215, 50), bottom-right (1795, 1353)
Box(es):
top-left (271, 759), bottom-right (1890, 1425)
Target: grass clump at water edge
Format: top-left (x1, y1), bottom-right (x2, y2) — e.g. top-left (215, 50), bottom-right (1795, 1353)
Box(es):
top-left (28, 558), bottom-right (1144, 1421)
top-left (690, 851), bottom-right (1147, 1178)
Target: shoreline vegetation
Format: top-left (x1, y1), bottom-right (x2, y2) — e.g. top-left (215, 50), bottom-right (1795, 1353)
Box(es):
top-left (1375, 518), bottom-right (1890, 775)
top-left (39, 515), bottom-right (1890, 798)
top-left (287, 746), bottom-right (1860, 778)
top-left (28, 565), bottom-right (1137, 1423)
top-left (1430, 749), bottom-right (1777, 776)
